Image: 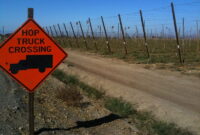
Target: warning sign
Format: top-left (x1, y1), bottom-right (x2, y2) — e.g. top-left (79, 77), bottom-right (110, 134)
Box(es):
top-left (0, 19), bottom-right (68, 92)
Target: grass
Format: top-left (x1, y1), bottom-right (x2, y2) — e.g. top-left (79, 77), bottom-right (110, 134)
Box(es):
top-left (52, 69), bottom-right (79, 85)
top-left (56, 86), bottom-right (83, 107)
top-left (55, 37), bottom-right (200, 77)
top-left (52, 69), bottom-right (104, 99)
top-left (104, 97), bottom-right (193, 135)
top-left (132, 111), bottom-right (194, 135)
top-left (57, 37), bottom-right (200, 64)
top-left (104, 97), bottom-right (136, 117)
top-left (52, 69), bottom-right (195, 135)
top-left (152, 121), bottom-right (193, 135)
top-left (79, 82), bottom-right (104, 99)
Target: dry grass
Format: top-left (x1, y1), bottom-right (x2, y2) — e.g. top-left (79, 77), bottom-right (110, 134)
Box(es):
top-left (52, 69), bottom-right (105, 99)
top-left (56, 86), bottom-right (83, 107)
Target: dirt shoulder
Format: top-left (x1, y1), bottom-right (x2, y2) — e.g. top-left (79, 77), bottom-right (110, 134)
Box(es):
top-left (60, 49), bottom-right (200, 134)
top-left (0, 70), bottom-right (138, 135)
top-left (0, 70), bottom-right (27, 135)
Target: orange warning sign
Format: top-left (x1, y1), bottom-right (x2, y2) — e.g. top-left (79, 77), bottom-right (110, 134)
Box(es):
top-left (0, 19), bottom-right (68, 92)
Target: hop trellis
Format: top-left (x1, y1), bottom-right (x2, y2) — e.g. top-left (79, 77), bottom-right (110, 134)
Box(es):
top-left (41, 1), bottom-right (200, 64)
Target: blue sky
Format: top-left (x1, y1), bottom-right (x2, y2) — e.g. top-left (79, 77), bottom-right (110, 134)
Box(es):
top-left (0, 0), bottom-right (200, 35)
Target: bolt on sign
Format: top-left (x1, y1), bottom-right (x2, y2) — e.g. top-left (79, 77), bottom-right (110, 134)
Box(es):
top-left (0, 19), bottom-right (68, 92)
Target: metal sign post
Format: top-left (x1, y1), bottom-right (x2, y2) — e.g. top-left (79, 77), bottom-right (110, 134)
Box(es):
top-left (28, 8), bottom-right (35, 135)
top-left (0, 8), bottom-right (68, 135)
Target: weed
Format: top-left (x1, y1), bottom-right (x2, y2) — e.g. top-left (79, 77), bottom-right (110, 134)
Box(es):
top-left (52, 69), bottom-right (79, 85)
top-left (133, 111), bottom-right (194, 135)
top-left (52, 69), bottom-right (104, 99)
top-left (152, 121), bottom-right (194, 135)
top-left (105, 97), bottom-right (136, 117)
top-left (56, 86), bottom-right (83, 107)
top-left (79, 82), bottom-right (104, 99)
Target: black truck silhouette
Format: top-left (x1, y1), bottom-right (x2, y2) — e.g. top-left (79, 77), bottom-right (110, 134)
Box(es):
top-left (10, 55), bottom-right (53, 74)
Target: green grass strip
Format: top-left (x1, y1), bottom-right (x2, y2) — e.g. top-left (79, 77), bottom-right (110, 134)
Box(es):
top-left (52, 69), bottom-right (194, 135)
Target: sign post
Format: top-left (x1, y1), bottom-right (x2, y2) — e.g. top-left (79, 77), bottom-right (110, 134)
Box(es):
top-left (28, 8), bottom-right (34, 135)
top-left (0, 8), bottom-right (68, 135)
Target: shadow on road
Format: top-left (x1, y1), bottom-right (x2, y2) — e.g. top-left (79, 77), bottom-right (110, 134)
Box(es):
top-left (35, 113), bottom-right (121, 135)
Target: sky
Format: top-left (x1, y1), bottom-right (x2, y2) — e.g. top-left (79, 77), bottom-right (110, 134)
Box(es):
top-left (0, 0), bottom-right (200, 36)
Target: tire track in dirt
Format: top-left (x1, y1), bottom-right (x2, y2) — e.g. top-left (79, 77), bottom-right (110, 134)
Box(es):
top-left (60, 49), bottom-right (200, 134)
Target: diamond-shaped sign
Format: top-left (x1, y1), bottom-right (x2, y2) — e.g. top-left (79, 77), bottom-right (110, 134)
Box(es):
top-left (0, 19), bottom-right (68, 92)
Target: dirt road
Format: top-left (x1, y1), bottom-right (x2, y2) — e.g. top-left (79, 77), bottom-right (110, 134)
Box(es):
top-left (60, 49), bottom-right (200, 134)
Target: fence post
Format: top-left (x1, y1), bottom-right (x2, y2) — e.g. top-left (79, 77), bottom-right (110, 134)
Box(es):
top-left (88, 18), bottom-right (98, 50)
top-left (53, 25), bottom-right (59, 37)
top-left (53, 24), bottom-right (61, 44)
top-left (101, 16), bottom-right (112, 53)
top-left (99, 25), bottom-right (102, 38)
top-left (162, 24), bottom-right (165, 38)
top-left (135, 25), bottom-right (139, 45)
top-left (182, 18), bottom-right (185, 40)
top-left (57, 24), bottom-right (63, 37)
top-left (196, 20), bottom-right (200, 51)
top-left (57, 24), bottom-right (65, 46)
top-left (45, 27), bottom-right (50, 35)
top-left (63, 23), bottom-right (72, 47)
top-left (182, 18), bottom-right (185, 59)
top-left (2, 26), bottom-right (5, 40)
top-left (118, 23), bottom-right (120, 39)
top-left (196, 20), bottom-right (199, 39)
top-left (140, 10), bottom-right (150, 58)
top-left (79, 21), bottom-right (88, 49)
top-left (49, 26), bottom-right (54, 37)
top-left (118, 14), bottom-right (128, 55)
top-left (171, 2), bottom-right (183, 64)
top-left (70, 22), bottom-right (79, 47)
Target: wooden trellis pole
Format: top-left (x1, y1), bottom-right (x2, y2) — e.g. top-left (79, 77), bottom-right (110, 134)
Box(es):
top-left (70, 22), bottom-right (79, 47)
top-left (171, 2), bottom-right (183, 64)
top-left (118, 14), bottom-right (128, 55)
top-left (88, 18), bottom-right (98, 50)
top-left (79, 21), bottom-right (88, 49)
top-left (63, 23), bottom-right (72, 47)
top-left (101, 16), bottom-right (112, 53)
top-left (140, 10), bottom-right (150, 58)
